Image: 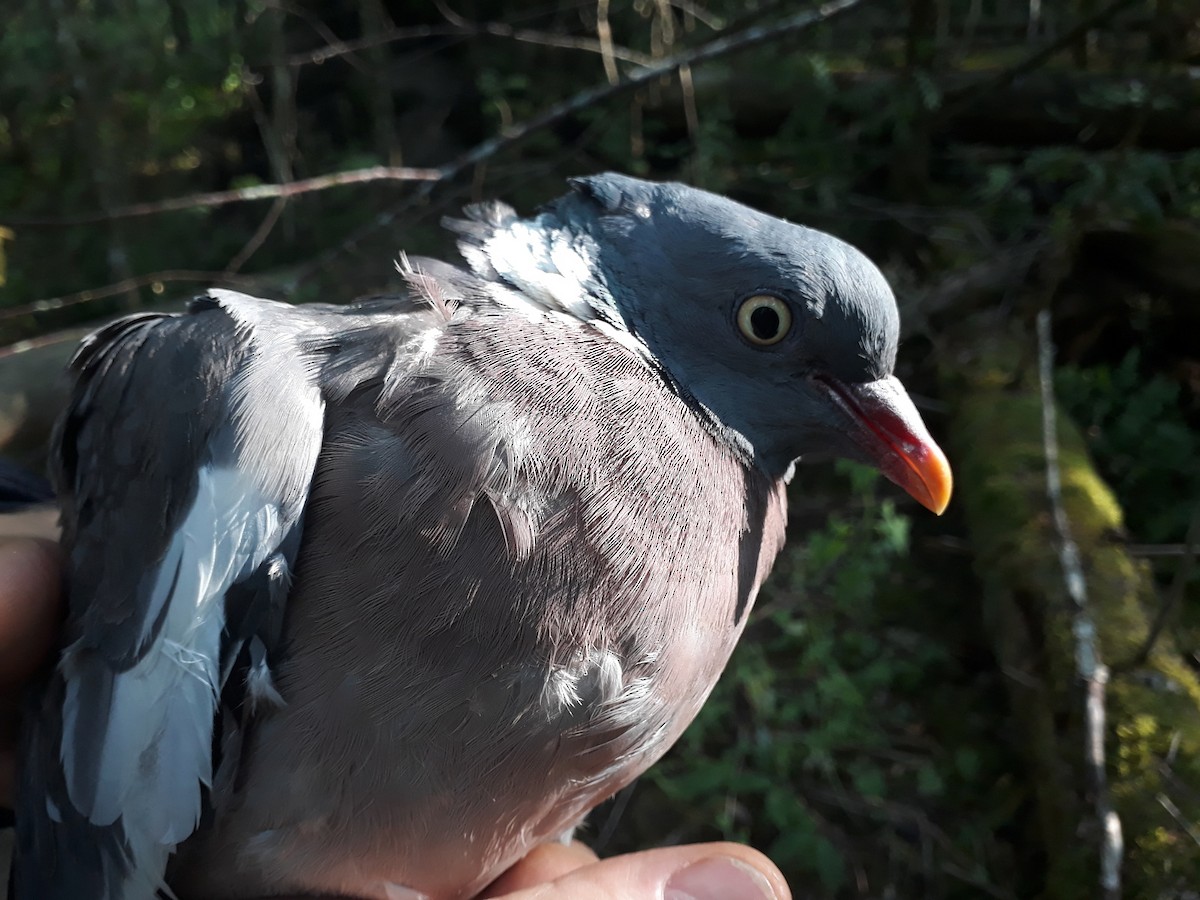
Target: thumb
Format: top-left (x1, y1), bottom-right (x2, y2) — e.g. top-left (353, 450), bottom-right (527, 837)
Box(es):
top-left (493, 842), bottom-right (788, 900)
top-left (0, 537), bottom-right (62, 685)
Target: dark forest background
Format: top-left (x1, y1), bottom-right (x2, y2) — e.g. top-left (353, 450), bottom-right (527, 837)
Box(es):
top-left (1, 1), bottom-right (1199, 898)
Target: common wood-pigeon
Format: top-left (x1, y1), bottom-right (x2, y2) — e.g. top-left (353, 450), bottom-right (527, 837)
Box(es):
top-left (12, 173), bottom-right (951, 899)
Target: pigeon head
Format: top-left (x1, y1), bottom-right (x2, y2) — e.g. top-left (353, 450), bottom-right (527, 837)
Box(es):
top-left (453, 172), bottom-right (952, 513)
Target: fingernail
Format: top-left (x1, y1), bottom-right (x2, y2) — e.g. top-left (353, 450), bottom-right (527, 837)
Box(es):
top-left (665, 857), bottom-right (778, 900)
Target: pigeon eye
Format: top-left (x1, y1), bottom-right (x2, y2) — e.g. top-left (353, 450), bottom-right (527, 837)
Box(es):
top-left (736, 295), bottom-right (792, 346)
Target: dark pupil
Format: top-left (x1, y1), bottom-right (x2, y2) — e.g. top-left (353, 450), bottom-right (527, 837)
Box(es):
top-left (749, 305), bottom-right (780, 340)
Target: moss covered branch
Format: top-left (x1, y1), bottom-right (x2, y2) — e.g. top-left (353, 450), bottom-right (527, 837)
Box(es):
top-left (940, 314), bottom-right (1200, 898)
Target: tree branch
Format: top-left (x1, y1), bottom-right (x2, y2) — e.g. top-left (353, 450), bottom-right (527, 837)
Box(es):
top-left (664, 0), bottom-right (726, 31)
top-left (226, 196), bottom-right (289, 274)
top-left (0, 270), bottom-right (262, 324)
top-left (1035, 309), bottom-right (1123, 900)
top-left (428, 0), bottom-right (864, 190)
top-left (900, 236), bottom-right (1054, 337)
top-left (1124, 501), bottom-right (1200, 669)
top-left (941, 0), bottom-right (1143, 114)
top-left (293, 0), bottom-right (867, 285)
top-left (5, 0), bottom-right (866, 305)
top-left (2, 167), bottom-right (441, 228)
top-left (286, 20), bottom-right (657, 69)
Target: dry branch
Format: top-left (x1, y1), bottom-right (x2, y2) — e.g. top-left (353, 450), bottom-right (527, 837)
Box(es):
top-left (900, 237), bottom-right (1053, 337)
top-left (3, 0), bottom-right (866, 310)
top-left (0, 271), bottom-right (263, 324)
top-left (665, 68), bottom-right (1200, 153)
top-left (428, 0), bottom-right (864, 189)
top-left (2, 167), bottom-right (440, 229)
top-left (940, 0), bottom-right (1144, 114)
top-left (287, 20), bottom-right (657, 69)
top-left (294, 0), bottom-right (867, 285)
top-left (940, 306), bottom-right (1200, 898)
top-left (1126, 503), bottom-right (1200, 669)
top-left (1036, 310), bottom-right (1123, 900)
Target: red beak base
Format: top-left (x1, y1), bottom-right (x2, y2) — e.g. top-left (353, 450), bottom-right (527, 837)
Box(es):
top-left (814, 375), bottom-right (953, 515)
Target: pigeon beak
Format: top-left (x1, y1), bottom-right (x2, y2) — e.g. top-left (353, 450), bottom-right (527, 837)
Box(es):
top-left (813, 374), bottom-right (953, 515)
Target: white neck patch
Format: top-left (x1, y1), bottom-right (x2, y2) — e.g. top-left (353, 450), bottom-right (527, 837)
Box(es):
top-left (466, 217), bottom-right (601, 321)
top-left (459, 215), bottom-right (657, 365)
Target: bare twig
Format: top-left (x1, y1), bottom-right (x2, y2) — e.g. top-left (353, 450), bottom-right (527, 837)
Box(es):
top-left (901, 237), bottom-right (1050, 337)
top-left (678, 63), bottom-right (700, 142)
top-left (1155, 793), bottom-right (1200, 848)
top-left (1036, 310), bottom-right (1123, 900)
top-left (296, 0), bottom-right (867, 282)
top-left (2, 167), bottom-right (441, 228)
top-left (8, 0), bottom-right (865, 306)
top-left (595, 0), bottom-right (619, 84)
top-left (287, 27), bottom-right (408, 68)
top-left (803, 783), bottom-right (1018, 900)
top-left (429, 0), bottom-right (863, 188)
top-left (942, 0), bottom-right (1142, 114)
top-left (49, 0), bottom-right (139, 306)
top-left (0, 331), bottom-right (84, 361)
top-left (440, 22), bottom-right (648, 66)
top-left (666, 0), bottom-right (726, 31)
top-left (290, 18), bottom-right (655, 69)
top-left (832, 0), bottom-right (1142, 151)
top-left (0, 270), bottom-right (262, 323)
top-left (592, 780), bottom-right (637, 852)
top-left (1126, 502), bottom-right (1200, 668)
top-left (652, 0), bottom-right (678, 58)
top-left (264, 0), bottom-right (372, 75)
top-left (226, 196), bottom-right (289, 274)
top-left (1122, 544), bottom-right (1198, 558)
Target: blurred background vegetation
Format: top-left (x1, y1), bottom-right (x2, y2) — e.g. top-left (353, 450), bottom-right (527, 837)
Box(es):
top-left (1, 0), bottom-right (1198, 897)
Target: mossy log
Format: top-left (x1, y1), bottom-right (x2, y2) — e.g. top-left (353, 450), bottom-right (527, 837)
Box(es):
top-left (939, 315), bottom-right (1200, 899)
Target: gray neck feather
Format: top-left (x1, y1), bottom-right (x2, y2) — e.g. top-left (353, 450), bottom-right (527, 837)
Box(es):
top-left (453, 205), bottom-right (763, 473)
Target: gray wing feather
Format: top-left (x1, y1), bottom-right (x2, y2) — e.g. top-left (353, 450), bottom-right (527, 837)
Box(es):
top-left (13, 290), bottom-right (325, 900)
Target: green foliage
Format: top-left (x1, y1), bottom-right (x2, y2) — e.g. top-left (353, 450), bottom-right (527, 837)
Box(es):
top-left (973, 147), bottom-right (1200, 236)
top-left (2, 3), bottom-right (1197, 894)
top-left (1057, 349), bottom-right (1200, 544)
top-left (0, 0), bottom-right (261, 310)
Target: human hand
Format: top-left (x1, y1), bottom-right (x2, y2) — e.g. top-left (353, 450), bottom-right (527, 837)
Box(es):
top-left (0, 534), bottom-right (62, 807)
top-left (480, 839), bottom-right (790, 900)
top-left (269, 842), bottom-right (789, 900)
top-left (0, 531), bottom-right (790, 900)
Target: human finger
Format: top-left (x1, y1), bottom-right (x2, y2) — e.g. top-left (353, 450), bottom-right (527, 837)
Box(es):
top-left (487, 841), bottom-right (788, 900)
top-left (0, 538), bottom-right (63, 685)
top-left (479, 841), bottom-right (600, 897)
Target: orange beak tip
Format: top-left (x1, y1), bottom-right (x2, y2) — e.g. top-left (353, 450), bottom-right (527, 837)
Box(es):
top-left (813, 374), bottom-right (952, 517)
top-left (916, 445), bottom-right (953, 516)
